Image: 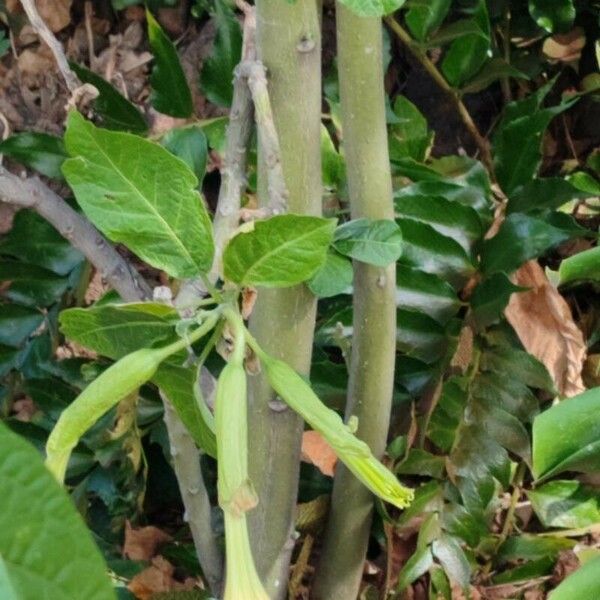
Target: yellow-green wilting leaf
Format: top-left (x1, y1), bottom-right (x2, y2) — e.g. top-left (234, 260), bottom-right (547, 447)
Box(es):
top-left (258, 351), bottom-right (413, 509)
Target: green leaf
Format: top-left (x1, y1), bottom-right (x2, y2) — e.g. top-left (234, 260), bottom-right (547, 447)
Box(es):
top-left (70, 63), bottom-right (148, 134)
top-left (432, 535), bottom-right (471, 590)
top-left (223, 215), bottom-right (336, 287)
top-left (59, 304), bottom-right (178, 359)
top-left (461, 58), bottom-right (529, 94)
top-left (338, 0), bottom-right (406, 17)
top-left (388, 96), bottom-right (433, 163)
top-left (395, 195), bottom-right (482, 254)
top-left (397, 545), bottom-right (434, 592)
top-left (0, 304), bottom-right (45, 348)
top-left (0, 132), bottom-right (66, 179)
top-left (333, 219), bottom-right (403, 267)
top-left (154, 363), bottom-right (217, 458)
top-left (428, 377), bottom-right (467, 452)
top-left (559, 247), bottom-right (600, 285)
top-left (199, 0), bottom-right (242, 107)
top-left (568, 171), bottom-right (600, 196)
top-left (441, 1), bottom-right (490, 87)
top-left (147, 10), bottom-right (193, 118)
top-left (550, 555), bottom-right (600, 600)
top-left (398, 219), bottom-right (475, 289)
top-left (470, 273), bottom-right (524, 329)
top-left (508, 178), bottom-right (589, 214)
top-left (497, 534), bottom-right (575, 564)
top-left (396, 448), bottom-right (445, 478)
top-left (404, 0), bottom-right (451, 41)
top-left (397, 309), bottom-right (448, 363)
top-left (396, 265), bottom-right (460, 324)
top-left (528, 0), bottom-right (575, 33)
top-left (0, 261), bottom-right (70, 307)
top-left (321, 125), bottom-right (345, 190)
top-left (161, 126), bottom-right (208, 183)
top-left (308, 251), bottom-right (353, 298)
top-left (0, 210), bottom-right (83, 275)
top-left (481, 214), bottom-right (571, 275)
top-left (493, 93), bottom-right (577, 194)
top-left (63, 112), bottom-right (214, 278)
top-left (528, 480), bottom-right (600, 529)
top-left (533, 387), bottom-right (600, 479)
top-left (0, 421), bottom-right (116, 600)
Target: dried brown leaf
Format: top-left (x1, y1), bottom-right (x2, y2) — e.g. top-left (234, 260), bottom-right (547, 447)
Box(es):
top-left (543, 27), bottom-right (586, 62)
top-left (505, 261), bottom-right (586, 397)
top-left (300, 430), bottom-right (337, 477)
top-left (123, 521), bottom-right (172, 561)
top-left (127, 556), bottom-right (196, 600)
top-left (37, 0), bottom-right (73, 33)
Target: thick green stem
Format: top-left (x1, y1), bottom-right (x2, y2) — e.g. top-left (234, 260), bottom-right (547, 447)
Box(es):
top-left (247, 1), bottom-right (322, 597)
top-left (313, 7), bottom-right (396, 599)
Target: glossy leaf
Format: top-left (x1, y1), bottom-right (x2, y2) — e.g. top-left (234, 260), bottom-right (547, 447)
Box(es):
top-left (398, 219), bottom-right (475, 289)
top-left (432, 535), bottom-right (471, 590)
top-left (528, 480), bottom-right (600, 529)
top-left (70, 63), bottom-right (148, 134)
top-left (470, 273), bottom-right (524, 329)
top-left (63, 112), bottom-right (214, 278)
top-left (147, 10), bottom-right (193, 118)
top-left (338, 0), bottom-right (406, 17)
top-left (397, 545), bottom-right (434, 592)
top-left (441, 1), bottom-right (490, 87)
top-left (508, 178), bottom-right (589, 214)
top-left (0, 422), bottom-right (115, 600)
top-left (528, 0), bottom-right (575, 33)
top-left (559, 247), bottom-right (600, 285)
top-left (333, 219), bottom-right (403, 267)
top-left (161, 126), bottom-right (208, 183)
top-left (223, 215), bottom-right (336, 287)
top-left (405, 0), bottom-right (451, 41)
top-left (481, 214), bottom-right (571, 275)
top-left (461, 58), bottom-right (529, 94)
top-left (0, 304), bottom-right (44, 348)
top-left (396, 265), bottom-right (461, 324)
top-left (533, 387), bottom-right (600, 479)
top-left (388, 96), bottom-right (433, 163)
top-left (550, 555), bottom-right (600, 600)
top-left (0, 132), bottom-right (66, 179)
top-left (308, 251), bottom-right (353, 298)
top-left (0, 261), bottom-right (70, 307)
top-left (0, 210), bottom-right (83, 276)
top-left (200, 0), bottom-right (242, 107)
top-left (397, 309), bottom-right (448, 363)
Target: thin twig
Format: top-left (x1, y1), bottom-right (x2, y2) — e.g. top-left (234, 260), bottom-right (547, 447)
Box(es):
top-left (18, 0), bottom-right (80, 93)
top-left (0, 167), bottom-right (152, 301)
top-left (385, 16), bottom-right (495, 176)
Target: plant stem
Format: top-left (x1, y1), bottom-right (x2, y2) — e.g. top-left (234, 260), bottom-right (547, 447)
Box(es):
top-left (312, 6), bottom-right (397, 599)
top-left (384, 16), bottom-right (494, 175)
top-left (248, 1), bottom-right (322, 597)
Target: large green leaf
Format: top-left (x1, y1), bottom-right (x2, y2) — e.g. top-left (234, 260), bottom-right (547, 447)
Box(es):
top-left (308, 251), bottom-right (353, 298)
top-left (550, 555), bottom-right (600, 600)
top-left (507, 178), bottom-right (589, 214)
top-left (147, 10), bottom-right (193, 118)
top-left (388, 96), bottom-right (433, 163)
top-left (333, 219), bottom-right (403, 267)
top-left (199, 0), bottom-right (242, 107)
top-left (533, 387), bottom-right (600, 479)
top-left (559, 247), bottom-right (600, 285)
top-left (161, 126), bottom-right (208, 183)
top-left (0, 133), bottom-right (66, 179)
top-left (62, 112), bottom-right (214, 278)
top-left (470, 273), bottom-right (524, 329)
top-left (528, 480), bottom-right (600, 529)
top-left (70, 63), bottom-right (148, 134)
top-left (338, 0), bottom-right (405, 17)
top-left (0, 261), bottom-right (70, 307)
top-left (481, 214), bottom-right (571, 275)
top-left (397, 309), bottom-right (448, 363)
top-left (0, 421), bottom-right (115, 600)
top-left (0, 304), bottom-right (45, 347)
top-left (528, 0), bottom-right (575, 33)
top-left (404, 0), bottom-right (451, 41)
top-left (441, 1), bottom-right (490, 87)
top-left (0, 210), bottom-right (83, 276)
top-left (223, 215), bottom-right (336, 287)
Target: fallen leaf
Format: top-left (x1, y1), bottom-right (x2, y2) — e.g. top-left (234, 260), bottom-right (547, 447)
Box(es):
top-left (12, 397), bottom-right (37, 422)
top-left (543, 27), bottom-right (586, 62)
top-left (127, 556), bottom-right (197, 600)
top-left (123, 521), bottom-right (172, 561)
top-left (505, 261), bottom-right (586, 397)
top-left (301, 430), bottom-right (337, 477)
top-left (37, 0), bottom-right (73, 33)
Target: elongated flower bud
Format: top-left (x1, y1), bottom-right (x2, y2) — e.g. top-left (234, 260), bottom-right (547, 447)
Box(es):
top-left (262, 354), bottom-right (413, 509)
top-left (46, 347), bottom-right (167, 482)
top-left (215, 357), bottom-right (268, 600)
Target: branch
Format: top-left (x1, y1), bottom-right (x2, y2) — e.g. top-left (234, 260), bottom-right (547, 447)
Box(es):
top-left (0, 168), bottom-right (151, 302)
top-left (18, 0), bottom-right (80, 93)
top-left (384, 16), bottom-right (495, 176)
